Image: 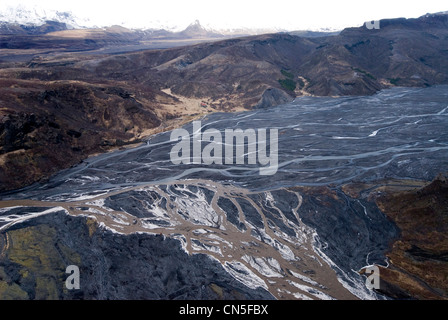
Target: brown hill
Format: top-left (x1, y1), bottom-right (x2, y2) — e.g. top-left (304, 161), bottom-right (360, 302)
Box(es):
top-left (0, 79), bottom-right (164, 190)
top-left (354, 174), bottom-right (448, 299)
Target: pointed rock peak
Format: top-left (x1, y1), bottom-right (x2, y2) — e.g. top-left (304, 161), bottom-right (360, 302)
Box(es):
top-left (186, 19), bottom-right (204, 30)
top-left (182, 19), bottom-right (208, 34)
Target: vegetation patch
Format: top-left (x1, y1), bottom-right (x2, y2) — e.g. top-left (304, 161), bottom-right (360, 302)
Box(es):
top-left (278, 69), bottom-right (297, 91)
top-left (280, 69), bottom-right (294, 79)
top-left (278, 79), bottom-right (296, 91)
top-left (352, 67), bottom-right (376, 80)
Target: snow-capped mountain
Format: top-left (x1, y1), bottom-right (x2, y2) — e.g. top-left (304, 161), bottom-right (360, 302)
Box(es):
top-left (0, 4), bottom-right (93, 29)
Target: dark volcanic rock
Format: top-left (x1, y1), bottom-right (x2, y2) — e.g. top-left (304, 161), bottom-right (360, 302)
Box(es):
top-left (255, 88), bottom-right (293, 109)
top-left (293, 186), bottom-right (399, 272)
top-left (0, 211), bottom-right (274, 300)
top-left (217, 197), bottom-right (246, 231)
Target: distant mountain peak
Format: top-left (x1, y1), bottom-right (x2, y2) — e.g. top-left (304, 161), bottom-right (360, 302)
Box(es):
top-left (184, 20), bottom-right (207, 31)
top-left (179, 19), bottom-right (221, 38)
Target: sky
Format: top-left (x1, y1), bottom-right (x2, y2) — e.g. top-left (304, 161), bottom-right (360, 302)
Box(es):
top-left (2, 0), bottom-right (448, 31)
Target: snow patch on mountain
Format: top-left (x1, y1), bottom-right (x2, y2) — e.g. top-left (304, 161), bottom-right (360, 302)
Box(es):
top-left (0, 4), bottom-right (94, 29)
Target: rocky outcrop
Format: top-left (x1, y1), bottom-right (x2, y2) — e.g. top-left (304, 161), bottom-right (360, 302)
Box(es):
top-left (255, 88), bottom-right (294, 109)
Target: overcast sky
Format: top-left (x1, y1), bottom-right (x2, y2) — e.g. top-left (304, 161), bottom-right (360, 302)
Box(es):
top-left (3, 0), bottom-right (447, 31)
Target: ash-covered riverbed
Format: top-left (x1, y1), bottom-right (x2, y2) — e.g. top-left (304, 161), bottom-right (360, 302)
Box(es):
top-left (1, 85), bottom-right (447, 300)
